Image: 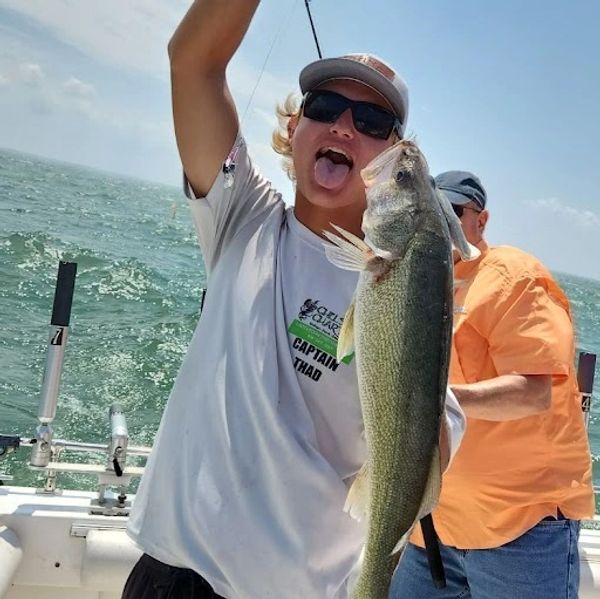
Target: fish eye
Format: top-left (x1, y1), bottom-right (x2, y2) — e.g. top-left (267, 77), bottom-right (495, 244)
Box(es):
top-left (395, 170), bottom-right (406, 184)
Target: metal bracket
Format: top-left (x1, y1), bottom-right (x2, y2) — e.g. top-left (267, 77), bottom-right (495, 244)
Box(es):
top-left (70, 521), bottom-right (128, 538)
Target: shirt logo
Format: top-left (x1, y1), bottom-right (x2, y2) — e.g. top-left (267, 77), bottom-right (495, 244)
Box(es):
top-left (288, 299), bottom-right (353, 383)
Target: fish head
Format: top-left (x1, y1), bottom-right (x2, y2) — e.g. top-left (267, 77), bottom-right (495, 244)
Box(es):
top-left (360, 140), bottom-right (433, 256)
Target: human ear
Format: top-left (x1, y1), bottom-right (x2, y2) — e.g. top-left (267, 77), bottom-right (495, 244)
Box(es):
top-left (478, 210), bottom-right (489, 232)
top-left (288, 114), bottom-right (299, 140)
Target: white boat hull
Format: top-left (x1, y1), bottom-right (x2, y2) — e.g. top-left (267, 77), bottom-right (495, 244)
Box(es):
top-left (1, 485), bottom-right (599, 598)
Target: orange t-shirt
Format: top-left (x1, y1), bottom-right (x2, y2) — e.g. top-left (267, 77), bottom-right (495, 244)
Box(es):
top-left (411, 241), bottom-right (594, 549)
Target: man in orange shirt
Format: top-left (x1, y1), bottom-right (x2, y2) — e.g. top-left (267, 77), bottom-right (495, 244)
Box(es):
top-left (391, 171), bottom-right (594, 599)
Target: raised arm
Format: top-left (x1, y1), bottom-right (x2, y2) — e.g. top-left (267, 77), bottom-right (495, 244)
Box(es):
top-left (168, 0), bottom-right (261, 197)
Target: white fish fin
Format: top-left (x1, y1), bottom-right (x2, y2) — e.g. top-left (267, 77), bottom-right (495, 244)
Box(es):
top-left (344, 462), bottom-right (369, 522)
top-left (337, 299), bottom-right (356, 362)
top-left (323, 244), bottom-right (365, 272)
top-left (322, 226), bottom-right (370, 272)
top-left (435, 188), bottom-right (480, 261)
top-left (391, 526), bottom-right (414, 556)
top-left (330, 223), bottom-right (370, 252)
top-left (391, 446), bottom-right (442, 556)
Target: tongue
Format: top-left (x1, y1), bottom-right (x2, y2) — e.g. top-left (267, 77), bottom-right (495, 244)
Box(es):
top-left (314, 156), bottom-right (351, 190)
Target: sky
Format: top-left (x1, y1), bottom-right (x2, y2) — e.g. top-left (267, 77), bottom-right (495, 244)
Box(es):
top-left (0, 0), bottom-right (599, 279)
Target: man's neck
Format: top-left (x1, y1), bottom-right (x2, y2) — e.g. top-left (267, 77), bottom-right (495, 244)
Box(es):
top-left (293, 194), bottom-right (365, 239)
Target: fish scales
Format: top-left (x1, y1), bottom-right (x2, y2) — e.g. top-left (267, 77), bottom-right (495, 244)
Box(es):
top-left (352, 224), bottom-right (452, 598)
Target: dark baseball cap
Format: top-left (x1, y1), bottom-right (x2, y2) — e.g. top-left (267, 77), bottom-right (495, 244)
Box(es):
top-left (299, 54), bottom-right (409, 137)
top-left (435, 171), bottom-right (487, 210)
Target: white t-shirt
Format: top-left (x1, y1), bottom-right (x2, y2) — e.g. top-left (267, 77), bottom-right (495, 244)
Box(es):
top-left (127, 137), bottom-right (465, 599)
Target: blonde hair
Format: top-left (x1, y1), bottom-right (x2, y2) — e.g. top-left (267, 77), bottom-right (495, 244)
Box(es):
top-left (271, 93), bottom-right (302, 180)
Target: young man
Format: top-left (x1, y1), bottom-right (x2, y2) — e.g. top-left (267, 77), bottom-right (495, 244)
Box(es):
top-left (391, 171), bottom-right (595, 599)
top-left (123, 2), bottom-right (465, 598)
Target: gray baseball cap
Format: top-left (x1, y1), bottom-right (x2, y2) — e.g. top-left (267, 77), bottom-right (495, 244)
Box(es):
top-left (435, 170), bottom-right (487, 210)
top-left (299, 54), bottom-right (409, 136)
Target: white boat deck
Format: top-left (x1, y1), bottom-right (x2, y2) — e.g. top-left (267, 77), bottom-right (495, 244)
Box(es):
top-left (1, 485), bottom-right (599, 598)
top-left (0, 486), bottom-right (140, 598)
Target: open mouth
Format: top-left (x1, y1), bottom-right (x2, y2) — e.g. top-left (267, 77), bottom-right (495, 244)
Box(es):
top-left (314, 147), bottom-right (354, 190)
top-left (316, 147), bottom-right (354, 169)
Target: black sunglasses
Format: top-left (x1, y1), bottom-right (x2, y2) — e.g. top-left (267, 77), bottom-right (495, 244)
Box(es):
top-left (452, 204), bottom-right (482, 218)
top-left (302, 89), bottom-right (402, 140)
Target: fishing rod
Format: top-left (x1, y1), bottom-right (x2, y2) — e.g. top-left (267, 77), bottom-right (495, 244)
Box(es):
top-left (304, 0), bottom-right (323, 58)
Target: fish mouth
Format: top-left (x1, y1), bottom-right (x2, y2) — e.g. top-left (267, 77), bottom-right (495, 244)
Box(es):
top-left (361, 140), bottom-right (420, 188)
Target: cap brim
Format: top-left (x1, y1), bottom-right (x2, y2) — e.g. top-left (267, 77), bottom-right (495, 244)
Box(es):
top-left (299, 57), bottom-right (408, 135)
top-left (439, 188), bottom-right (472, 206)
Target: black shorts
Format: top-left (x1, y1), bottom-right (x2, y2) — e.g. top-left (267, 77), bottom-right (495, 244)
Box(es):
top-left (122, 553), bottom-right (227, 599)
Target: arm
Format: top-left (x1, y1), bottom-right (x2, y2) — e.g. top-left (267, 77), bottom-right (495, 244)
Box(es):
top-left (168, 0), bottom-right (261, 197)
top-left (452, 373), bottom-right (552, 421)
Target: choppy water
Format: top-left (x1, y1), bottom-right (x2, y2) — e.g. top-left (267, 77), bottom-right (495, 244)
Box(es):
top-left (0, 147), bottom-right (598, 509)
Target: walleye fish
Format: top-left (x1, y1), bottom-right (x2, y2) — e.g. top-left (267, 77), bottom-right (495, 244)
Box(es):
top-left (323, 140), bottom-right (478, 599)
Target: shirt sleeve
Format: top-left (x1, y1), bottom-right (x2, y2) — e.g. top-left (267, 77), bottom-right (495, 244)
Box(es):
top-left (183, 135), bottom-right (282, 274)
top-left (444, 387), bottom-right (466, 468)
top-left (487, 274), bottom-right (573, 377)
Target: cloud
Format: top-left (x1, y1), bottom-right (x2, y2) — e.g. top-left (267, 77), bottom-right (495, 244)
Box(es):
top-left (0, 0), bottom-right (184, 78)
top-left (62, 76), bottom-right (96, 99)
top-left (528, 198), bottom-right (600, 229)
top-left (0, 59), bottom-right (173, 149)
top-left (0, 0), bottom-right (299, 187)
top-left (1, 62), bottom-right (97, 116)
top-left (57, 77), bottom-right (98, 117)
top-left (0, 61), bottom-right (45, 86)
top-left (0, 1), bottom-right (296, 154)
top-left (17, 62), bottom-right (44, 85)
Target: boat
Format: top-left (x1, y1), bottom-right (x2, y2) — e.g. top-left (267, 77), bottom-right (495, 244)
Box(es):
top-left (1, 262), bottom-right (599, 598)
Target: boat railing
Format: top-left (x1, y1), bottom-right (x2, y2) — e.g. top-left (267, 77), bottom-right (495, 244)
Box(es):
top-left (0, 261), bottom-right (598, 517)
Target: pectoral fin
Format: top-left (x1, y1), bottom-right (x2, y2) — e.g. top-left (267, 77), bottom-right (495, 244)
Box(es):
top-left (337, 298), bottom-right (356, 362)
top-left (323, 224), bottom-right (371, 271)
top-left (344, 462), bottom-right (369, 522)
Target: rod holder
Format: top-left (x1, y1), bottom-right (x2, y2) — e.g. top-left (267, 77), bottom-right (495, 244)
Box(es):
top-left (108, 404), bottom-right (128, 476)
top-left (577, 351), bottom-right (596, 429)
top-left (30, 262), bottom-right (77, 468)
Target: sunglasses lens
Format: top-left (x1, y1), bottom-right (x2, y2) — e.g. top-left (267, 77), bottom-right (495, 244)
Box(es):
top-left (303, 91), bottom-right (398, 140)
top-left (303, 91), bottom-right (345, 123)
top-left (452, 204), bottom-right (464, 218)
top-left (353, 104), bottom-right (396, 140)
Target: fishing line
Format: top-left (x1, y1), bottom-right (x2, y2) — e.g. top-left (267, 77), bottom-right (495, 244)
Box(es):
top-left (240, 0), bottom-right (302, 126)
